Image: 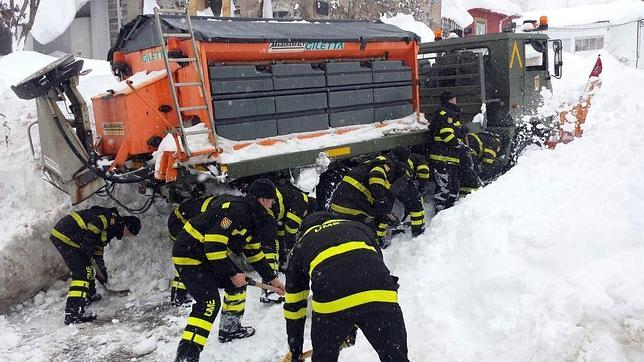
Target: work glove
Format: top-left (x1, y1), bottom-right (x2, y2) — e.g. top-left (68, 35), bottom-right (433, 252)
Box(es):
top-left (94, 258), bottom-right (108, 285)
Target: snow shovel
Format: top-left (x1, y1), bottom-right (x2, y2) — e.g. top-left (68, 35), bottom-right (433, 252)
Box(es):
top-left (90, 258), bottom-right (130, 296)
top-left (244, 277), bottom-right (283, 294)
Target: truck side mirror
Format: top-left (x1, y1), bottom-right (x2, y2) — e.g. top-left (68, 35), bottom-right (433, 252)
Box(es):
top-left (552, 39), bottom-right (563, 79)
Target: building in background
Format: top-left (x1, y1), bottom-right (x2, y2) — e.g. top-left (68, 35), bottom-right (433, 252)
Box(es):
top-left (517, 0), bottom-right (644, 68)
top-left (441, 0), bottom-right (520, 36)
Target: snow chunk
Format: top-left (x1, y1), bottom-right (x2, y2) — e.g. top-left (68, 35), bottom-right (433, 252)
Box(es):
top-left (0, 316), bottom-right (21, 350)
top-left (31, 0), bottom-right (90, 44)
top-left (131, 337), bottom-right (157, 356)
top-left (381, 13), bottom-right (434, 42)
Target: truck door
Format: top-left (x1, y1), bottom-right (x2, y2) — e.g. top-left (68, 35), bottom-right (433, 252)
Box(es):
top-left (523, 39), bottom-right (550, 116)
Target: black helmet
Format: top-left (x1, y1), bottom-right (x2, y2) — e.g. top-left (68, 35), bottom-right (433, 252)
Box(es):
top-left (123, 216), bottom-right (141, 236)
top-left (390, 146), bottom-right (411, 163)
top-left (439, 90), bottom-right (456, 105)
top-left (247, 178), bottom-right (276, 200)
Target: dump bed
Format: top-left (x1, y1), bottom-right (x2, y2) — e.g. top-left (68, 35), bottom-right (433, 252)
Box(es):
top-left (97, 15), bottom-right (427, 181)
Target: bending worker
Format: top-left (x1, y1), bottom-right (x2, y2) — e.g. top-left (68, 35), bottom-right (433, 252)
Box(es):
top-left (283, 212), bottom-right (408, 362)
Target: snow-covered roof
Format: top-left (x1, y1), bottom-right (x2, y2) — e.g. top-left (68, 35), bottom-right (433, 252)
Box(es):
top-left (381, 13), bottom-right (435, 43)
top-left (462, 0), bottom-right (522, 16)
top-left (519, 0), bottom-right (644, 27)
top-left (442, 0), bottom-right (475, 27)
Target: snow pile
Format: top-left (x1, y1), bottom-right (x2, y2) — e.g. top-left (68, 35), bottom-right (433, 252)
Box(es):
top-left (463, 0), bottom-right (521, 15)
top-left (31, 0), bottom-right (91, 44)
top-left (519, 0), bottom-right (644, 27)
top-left (381, 13), bottom-right (435, 42)
top-left (441, 0), bottom-right (475, 27)
top-left (514, 0), bottom-right (639, 13)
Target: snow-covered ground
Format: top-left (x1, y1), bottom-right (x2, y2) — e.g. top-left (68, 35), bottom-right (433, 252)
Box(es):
top-left (0, 46), bottom-right (643, 361)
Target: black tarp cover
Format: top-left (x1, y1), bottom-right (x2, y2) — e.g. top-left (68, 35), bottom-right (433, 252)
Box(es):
top-left (112, 15), bottom-right (419, 54)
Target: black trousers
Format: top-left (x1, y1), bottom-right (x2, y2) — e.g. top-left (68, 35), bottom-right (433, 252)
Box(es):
top-left (311, 305), bottom-right (409, 362)
top-left (392, 178), bottom-right (425, 234)
top-left (50, 237), bottom-right (93, 315)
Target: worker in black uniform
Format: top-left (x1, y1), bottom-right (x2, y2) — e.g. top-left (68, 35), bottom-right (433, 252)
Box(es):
top-left (172, 178), bottom-right (285, 362)
top-left (283, 212), bottom-right (408, 362)
top-left (428, 90), bottom-right (465, 211)
top-left (167, 191), bottom-right (218, 305)
top-left (464, 131), bottom-right (502, 182)
top-left (260, 183), bottom-right (317, 304)
top-left (328, 153), bottom-right (406, 247)
top-left (390, 146), bottom-right (430, 237)
top-left (49, 206), bottom-right (141, 325)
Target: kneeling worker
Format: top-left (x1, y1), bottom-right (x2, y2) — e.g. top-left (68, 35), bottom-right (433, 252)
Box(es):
top-left (50, 206), bottom-right (141, 324)
top-left (283, 212), bottom-right (408, 361)
top-left (173, 178), bottom-right (285, 362)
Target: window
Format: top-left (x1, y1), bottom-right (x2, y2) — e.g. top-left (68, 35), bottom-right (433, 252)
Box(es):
top-left (315, 1), bottom-right (329, 16)
top-left (575, 36), bottom-right (604, 51)
top-left (525, 40), bottom-right (547, 70)
top-left (475, 19), bottom-right (487, 35)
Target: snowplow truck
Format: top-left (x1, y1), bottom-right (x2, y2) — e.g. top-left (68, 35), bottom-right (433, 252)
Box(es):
top-left (13, 12), bottom-right (561, 205)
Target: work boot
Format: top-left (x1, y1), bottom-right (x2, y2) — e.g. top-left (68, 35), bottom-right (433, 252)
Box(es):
top-left (411, 227), bottom-right (425, 238)
top-left (171, 290), bottom-right (193, 307)
top-left (64, 310), bottom-right (97, 325)
top-left (259, 290), bottom-right (284, 304)
top-left (218, 326), bottom-right (255, 343)
top-left (85, 292), bottom-right (102, 306)
top-left (175, 341), bottom-right (201, 362)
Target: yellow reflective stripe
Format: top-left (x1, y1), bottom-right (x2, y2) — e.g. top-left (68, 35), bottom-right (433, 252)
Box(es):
top-left (286, 212), bottom-right (302, 225)
top-left (182, 331), bottom-right (208, 346)
top-left (439, 127), bottom-right (455, 134)
top-left (342, 176), bottom-right (373, 203)
top-left (98, 215), bottom-right (108, 229)
top-left (246, 251), bottom-right (266, 263)
top-left (312, 290), bottom-right (397, 314)
top-left (171, 281), bottom-right (186, 289)
top-left (302, 193), bottom-right (308, 203)
top-left (265, 252), bottom-right (278, 260)
top-left (469, 132), bottom-right (484, 156)
top-left (203, 234), bottom-right (229, 244)
top-left (454, 121), bottom-right (461, 127)
top-left (285, 290), bottom-right (309, 304)
top-left (443, 133), bottom-right (455, 143)
top-left (174, 208), bottom-right (188, 224)
top-left (69, 212), bottom-right (87, 229)
top-left (484, 148), bottom-right (497, 158)
top-left (276, 189), bottom-right (285, 221)
top-left (277, 230), bottom-right (286, 237)
top-left (285, 224), bottom-right (299, 234)
top-left (231, 228), bottom-right (247, 236)
top-left (184, 222), bottom-right (204, 241)
top-left (368, 177), bottom-right (391, 190)
top-left (410, 211), bottom-right (424, 217)
top-left (222, 302), bottom-right (245, 312)
top-left (51, 229), bottom-right (80, 248)
top-left (418, 174), bottom-right (430, 179)
top-left (87, 224), bottom-right (101, 235)
top-left (411, 219), bottom-right (424, 226)
top-left (459, 187), bottom-right (478, 193)
top-left (187, 317), bottom-right (213, 332)
top-left (483, 158), bottom-right (494, 164)
top-left (68, 290), bottom-right (86, 298)
top-left (221, 202), bottom-right (230, 209)
top-left (417, 165), bottom-right (430, 171)
top-left (439, 110), bottom-right (446, 115)
top-left (206, 251), bottom-right (228, 261)
top-left (407, 159), bottom-right (414, 169)
top-left (330, 203), bottom-right (370, 217)
top-left (244, 242), bottom-right (262, 250)
top-left (172, 257), bottom-right (202, 265)
top-left (245, 235), bottom-right (253, 242)
top-left (284, 307), bottom-right (307, 320)
top-left (371, 166), bottom-right (386, 176)
top-left (376, 231), bottom-right (387, 237)
top-left (309, 241), bottom-right (376, 276)
top-left (429, 155), bottom-right (460, 164)
top-left (225, 292), bottom-right (247, 302)
top-left (70, 280), bottom-right (89, 288)
top-left (200, 196), bottom-right (215, 212)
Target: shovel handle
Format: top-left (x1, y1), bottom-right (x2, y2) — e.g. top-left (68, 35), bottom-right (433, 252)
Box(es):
top-left (244, 277), bottom-right (282, 294)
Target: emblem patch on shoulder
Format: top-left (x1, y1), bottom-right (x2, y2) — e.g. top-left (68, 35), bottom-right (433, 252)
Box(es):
top-left (220, 217), bottom-right (233, 229)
